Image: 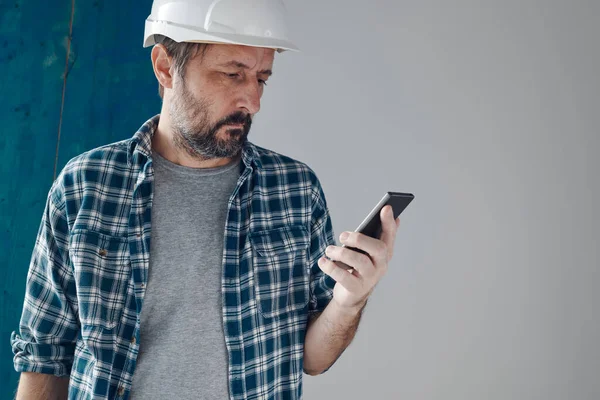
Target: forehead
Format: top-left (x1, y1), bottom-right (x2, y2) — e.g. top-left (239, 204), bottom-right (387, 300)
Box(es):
top-left (201, 44), bottom-right (275, 69)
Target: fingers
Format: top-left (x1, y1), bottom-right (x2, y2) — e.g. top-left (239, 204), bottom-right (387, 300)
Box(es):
top-left (317, 256), bottom-right (361, 291)
top-left (325, 245), bottom-right (375, 276)
top-left (339, 231), bottom-right (388, 265)
top-left (379, 205), bottom-right (398, 261)
top-left (331, 206), bottom-right (401, 274)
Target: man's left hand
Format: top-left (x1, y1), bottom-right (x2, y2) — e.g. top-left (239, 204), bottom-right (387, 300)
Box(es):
top-left (317, 204), bottom-right (401, 312)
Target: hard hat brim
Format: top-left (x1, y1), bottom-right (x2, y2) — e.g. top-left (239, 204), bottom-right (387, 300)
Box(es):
top-left (143, 20), bottom-right (300, 53)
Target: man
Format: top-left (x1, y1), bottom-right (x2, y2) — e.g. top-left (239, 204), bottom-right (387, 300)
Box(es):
top-left (11, 1), bottom-right (401, 399)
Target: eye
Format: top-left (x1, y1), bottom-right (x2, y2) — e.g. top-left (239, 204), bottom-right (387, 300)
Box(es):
top-left (224, 72), bottom-right (267, 86)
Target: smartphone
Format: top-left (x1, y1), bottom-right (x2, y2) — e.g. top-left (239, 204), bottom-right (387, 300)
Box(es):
top-left (341, 191), bottom-right (414, 258)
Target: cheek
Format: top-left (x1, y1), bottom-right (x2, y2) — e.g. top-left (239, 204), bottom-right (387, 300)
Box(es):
top-left (186, 74), bottom-right (239, 119)
top-left (213, 91), bottom-right (241, 117)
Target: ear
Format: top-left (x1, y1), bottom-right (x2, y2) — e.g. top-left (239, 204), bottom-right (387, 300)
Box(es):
top-left (151, 44), bottom-right (174, 92)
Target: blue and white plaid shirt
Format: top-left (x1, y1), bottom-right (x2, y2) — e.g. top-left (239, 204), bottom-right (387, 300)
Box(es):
top-left (11, 115), bottom-right (337, 399)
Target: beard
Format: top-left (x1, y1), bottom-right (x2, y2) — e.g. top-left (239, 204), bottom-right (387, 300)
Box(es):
top-left (169, 78), bottom-right (252, 160)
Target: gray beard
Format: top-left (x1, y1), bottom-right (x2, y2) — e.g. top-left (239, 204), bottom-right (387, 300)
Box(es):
top-left (169, 81), bottom-right (249, 161)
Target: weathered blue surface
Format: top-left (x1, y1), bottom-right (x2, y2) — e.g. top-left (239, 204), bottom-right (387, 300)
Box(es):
top-left (57, 0), bottom-right (159, 168)
top-left (1, 0), bottom-right (158, 396)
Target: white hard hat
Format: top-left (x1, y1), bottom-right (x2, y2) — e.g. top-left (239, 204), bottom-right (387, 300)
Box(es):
top-left (143, 0), bottom-right (300, 53)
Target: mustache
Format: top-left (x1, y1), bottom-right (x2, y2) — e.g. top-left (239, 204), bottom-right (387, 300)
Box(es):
top-left (215, 112), bottom-right (252, 131)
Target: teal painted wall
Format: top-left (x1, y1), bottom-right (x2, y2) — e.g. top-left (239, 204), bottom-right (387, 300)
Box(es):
top-left (1, 1), bottom-right (158, 396)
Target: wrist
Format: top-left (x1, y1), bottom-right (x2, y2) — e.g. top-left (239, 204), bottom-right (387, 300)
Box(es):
top-left (331, 297), bottom-right (368, 317)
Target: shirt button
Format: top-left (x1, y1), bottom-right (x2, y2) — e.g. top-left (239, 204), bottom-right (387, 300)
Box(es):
top-left (130, 336), bottom-right (136, 345)
top-left (99, 249), bottom-right (108, 256)
top-left (140, 283), bottom-right (146, 289)
top-left (117, 386), bottom-right (125, 396)
top-left (136, 233), bottom-right (142, 238)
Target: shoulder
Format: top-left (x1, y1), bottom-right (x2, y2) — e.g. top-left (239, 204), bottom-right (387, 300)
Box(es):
top-left (60, 139), bottom-right (130, 175)
top-left (51, 139), bottom-right (132, 197)
top-left (251, 142), bottom-right (321, 183)
top-left (250, 142), bottom-right (328, 208)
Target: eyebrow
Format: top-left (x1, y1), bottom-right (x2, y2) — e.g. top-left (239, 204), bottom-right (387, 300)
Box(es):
top-left (218, 61), bottom-right (273, 76)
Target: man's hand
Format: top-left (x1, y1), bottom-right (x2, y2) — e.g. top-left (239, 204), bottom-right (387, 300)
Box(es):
top-left (303, 204), bottom-right (401, 374)
top-left (317, 204), bottom-right (401, 311)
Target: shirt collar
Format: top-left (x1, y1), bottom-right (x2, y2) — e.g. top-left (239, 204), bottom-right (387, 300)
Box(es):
top-left (127, 114), bottom-right (262, 171)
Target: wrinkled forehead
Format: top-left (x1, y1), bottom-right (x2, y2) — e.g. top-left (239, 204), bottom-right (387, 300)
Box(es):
top-left (202, 44), bottom-right (276, 70)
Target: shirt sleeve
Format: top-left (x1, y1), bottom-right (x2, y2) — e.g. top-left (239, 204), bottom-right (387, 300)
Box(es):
top-left (10, 180), bottom-right (80, 377)
top-left (307, 174), bottom-right (337, 318)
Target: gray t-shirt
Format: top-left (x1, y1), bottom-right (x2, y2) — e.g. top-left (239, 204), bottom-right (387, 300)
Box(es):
top-left (129, 148), bottom-right (242, 399)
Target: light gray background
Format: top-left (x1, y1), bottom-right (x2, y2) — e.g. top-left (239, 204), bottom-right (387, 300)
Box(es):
top-left (249, 1), bottom-right (598, 399)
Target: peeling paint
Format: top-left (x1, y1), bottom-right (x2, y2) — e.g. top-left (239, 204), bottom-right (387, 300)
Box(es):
top-left (43, 53), bottom-right (58, 67)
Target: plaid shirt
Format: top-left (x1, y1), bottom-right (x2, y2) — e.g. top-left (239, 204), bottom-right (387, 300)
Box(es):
top-left (11, 114), bottom-right (337, 399)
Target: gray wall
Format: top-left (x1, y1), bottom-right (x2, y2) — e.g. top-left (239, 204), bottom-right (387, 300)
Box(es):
top-left (254, 1), bottom-right (598, 399)
top-left (3, 0), bottom-right (597, 399)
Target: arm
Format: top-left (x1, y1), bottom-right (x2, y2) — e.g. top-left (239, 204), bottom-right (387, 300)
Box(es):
top-left (15, 372), bottom-right (70, 400)
top-left (10, 179), bottom-right (79, 396)
top-left (303, 172), bottom-right (400, 375)
top-left (304, 173), bottom-right (360, 375)
top-left (303, 299), bottom-right (366, 375)
top-left (304, 184), bottom-right (401, 375)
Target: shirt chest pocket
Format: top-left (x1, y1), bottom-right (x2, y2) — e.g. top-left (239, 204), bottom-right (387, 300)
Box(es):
top-left (69, 230), bottom-right (131, 330)
top-left (249, 225), bottom-right (311, 319)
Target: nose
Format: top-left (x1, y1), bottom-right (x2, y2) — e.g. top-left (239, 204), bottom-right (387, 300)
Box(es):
top-left (237, 80), bottom-right (262, 115)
